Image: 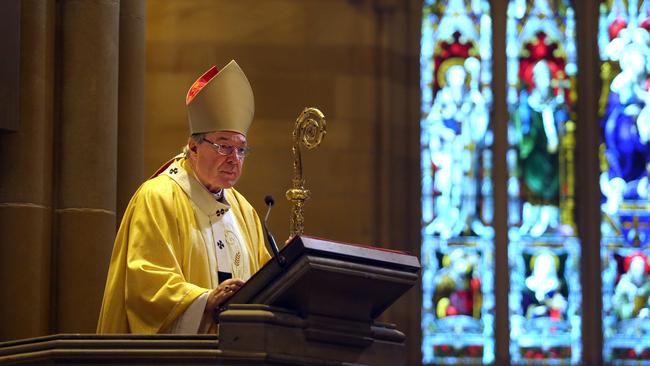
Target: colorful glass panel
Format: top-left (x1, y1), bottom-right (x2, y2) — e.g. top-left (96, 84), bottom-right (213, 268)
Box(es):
top-left (599, 0), bottom-right (650, 363)
top-left (420, 0), bottom-right (494, 364)
top-left (506, 0), bottom-right (582, 364)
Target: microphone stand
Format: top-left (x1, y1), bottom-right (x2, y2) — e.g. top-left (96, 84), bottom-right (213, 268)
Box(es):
top-left (263, 195), bottom-right (286, 267)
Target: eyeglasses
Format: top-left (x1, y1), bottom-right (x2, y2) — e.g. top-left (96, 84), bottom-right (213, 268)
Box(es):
top-left (202, 138), bottom-right (251, 158)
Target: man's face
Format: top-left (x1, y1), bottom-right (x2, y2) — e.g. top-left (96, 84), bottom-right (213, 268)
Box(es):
top-left (188, 131), bottom-right (247, 192)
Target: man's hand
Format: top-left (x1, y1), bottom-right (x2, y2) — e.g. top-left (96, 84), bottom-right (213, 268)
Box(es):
top-left (205, 278), bottom-right (245, 313)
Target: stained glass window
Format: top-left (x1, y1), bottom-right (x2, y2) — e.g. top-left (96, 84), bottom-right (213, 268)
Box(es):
top-left (505, 0), bottom-right (582, 364)
top-left (420, 0), bottom-right (495, 364)
top-left (599, 0), bottom-right (650, 363)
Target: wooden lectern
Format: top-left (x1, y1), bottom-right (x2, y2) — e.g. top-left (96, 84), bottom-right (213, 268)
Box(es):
top-left (0, 236), bottom-right (420, 366)
top-left (218, 235), bottom-right (421, 365)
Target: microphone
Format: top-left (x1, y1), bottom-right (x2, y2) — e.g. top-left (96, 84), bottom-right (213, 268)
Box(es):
top-left (263, 195), bottom-right (286, 267)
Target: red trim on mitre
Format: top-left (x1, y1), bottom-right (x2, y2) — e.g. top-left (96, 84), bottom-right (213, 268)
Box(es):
top-left (186, 66), bottom-right (219, 105)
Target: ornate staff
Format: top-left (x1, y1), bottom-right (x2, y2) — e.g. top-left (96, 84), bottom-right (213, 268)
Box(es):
top-left (286, 107), bottom-right (326, 238)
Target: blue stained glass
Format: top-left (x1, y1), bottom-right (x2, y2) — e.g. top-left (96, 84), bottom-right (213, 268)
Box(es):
top-left (420, 0), bottom-right (494, 364)
top-left (506, 0), bottom-right (582, 364)
top-left (599, 0), bottom-right (650, 364)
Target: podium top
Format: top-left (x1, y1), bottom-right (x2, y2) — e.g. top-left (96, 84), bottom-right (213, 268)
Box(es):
top-left (292, 235), bottom-right (420, 269)
top-left (224, 235), bottom-right (420, 321)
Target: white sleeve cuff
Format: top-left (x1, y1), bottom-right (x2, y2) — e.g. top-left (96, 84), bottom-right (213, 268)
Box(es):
top-left (167, 292), bottom-right (209, 334)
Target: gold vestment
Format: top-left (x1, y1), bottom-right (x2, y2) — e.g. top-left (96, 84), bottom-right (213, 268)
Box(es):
top-left (97, 157), bottom-right (270, 333)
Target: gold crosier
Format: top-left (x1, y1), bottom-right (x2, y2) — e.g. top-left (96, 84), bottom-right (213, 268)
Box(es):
top-left (286, 107), bottom-right (326, 239)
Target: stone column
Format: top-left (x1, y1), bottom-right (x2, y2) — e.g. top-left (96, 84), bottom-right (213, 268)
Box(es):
top-left (0, 0), bottom-right (56, 340)
top-left (117, 0), bottom-right (146, 223)
top-left (55, 0), bottom-right (120, 333)
top-left (0, 0), bottom-right (20, 132)
top-left (372, 1), bottom-right (422, 365)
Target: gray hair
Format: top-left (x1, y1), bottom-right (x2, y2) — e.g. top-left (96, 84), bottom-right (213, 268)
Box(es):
top-left (182, 132), bottom-right (207, 158)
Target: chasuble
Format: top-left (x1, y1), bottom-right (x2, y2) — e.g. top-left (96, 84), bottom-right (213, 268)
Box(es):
top-left (97, 157), bottom-right (270, 333)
